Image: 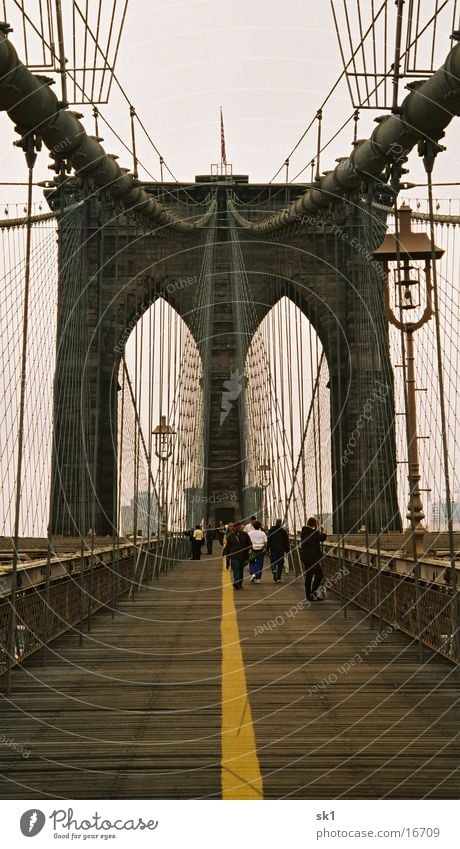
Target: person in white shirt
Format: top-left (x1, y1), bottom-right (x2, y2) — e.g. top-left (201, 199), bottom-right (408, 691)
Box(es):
top-left (248, 521), bottom-right (268, 582)
top-left (244, 516), bottom-right (256, 533)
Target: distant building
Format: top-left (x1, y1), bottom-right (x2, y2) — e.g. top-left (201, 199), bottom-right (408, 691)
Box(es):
top-left (120, 491), bottom-right (159, 537)
top-left (429, 499), bottom-right (460, 531)
top-left (318, 513), bottom-right (333, 534)
top-left (184, 487), bottom-right (205, 530)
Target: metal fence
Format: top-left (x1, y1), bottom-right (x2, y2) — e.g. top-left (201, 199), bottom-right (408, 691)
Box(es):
top-left (322, 547), bottom-right (459, 663)
top-left (0, 535), bottom-right (189, 676)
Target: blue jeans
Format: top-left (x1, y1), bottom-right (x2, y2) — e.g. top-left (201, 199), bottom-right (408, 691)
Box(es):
top-left (270, 553), bottom-right (285, 580)
top-left (230, 559), bottom-right (245, 588)
top-left (249, 552), bottom-right (264, 579)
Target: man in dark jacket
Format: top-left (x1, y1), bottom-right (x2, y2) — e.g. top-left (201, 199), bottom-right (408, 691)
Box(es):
top-left (300, 517), bottom-right (327, 600)
top-left (224, 522), bottom-right (252, 589)
top-left (267, 519), bottom-right (290, 582)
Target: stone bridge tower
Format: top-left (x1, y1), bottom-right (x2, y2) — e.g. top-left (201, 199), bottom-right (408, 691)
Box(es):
top-left (50, 176), bottom-right (401, 536)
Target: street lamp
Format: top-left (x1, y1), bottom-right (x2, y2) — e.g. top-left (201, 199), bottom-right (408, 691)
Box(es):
top-left (373, 204), bottom-right (443, 556)
top-left (153, 415), bottom-right (176, 536)
top-left (258, 462), bottom-right (272, 527)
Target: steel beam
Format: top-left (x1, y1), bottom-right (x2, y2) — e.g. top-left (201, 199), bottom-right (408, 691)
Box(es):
top-left (0, 32), bottom-right (214, 231)
top-left (231, 44), bottom-right (460, 232)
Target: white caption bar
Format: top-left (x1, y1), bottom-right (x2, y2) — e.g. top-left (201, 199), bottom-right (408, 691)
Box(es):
top-left (1, 799), bottom-right (457, 848)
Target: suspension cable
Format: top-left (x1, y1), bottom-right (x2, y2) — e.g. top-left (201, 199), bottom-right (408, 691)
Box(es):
top-left (422, 141), bottom-right (459, 658)
top-left (6, 133), bottom-right (37, 696)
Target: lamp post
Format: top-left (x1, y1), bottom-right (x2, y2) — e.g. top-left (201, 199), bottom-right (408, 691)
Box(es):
top-left (373, 205), bottom-right (443, 557)
top-left (258, 462), bottom-right (272, 528)
top-left (153, 415), bottom-right (176, 538)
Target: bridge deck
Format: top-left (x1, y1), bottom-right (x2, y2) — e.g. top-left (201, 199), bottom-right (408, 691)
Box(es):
top-left (1, 553), bottom-right (459, 800)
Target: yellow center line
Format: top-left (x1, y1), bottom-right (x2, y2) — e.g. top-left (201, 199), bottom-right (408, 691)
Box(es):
top-left (221, 559), bottom-right (263, 799)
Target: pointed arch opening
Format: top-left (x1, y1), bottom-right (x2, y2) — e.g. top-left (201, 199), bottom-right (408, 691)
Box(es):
top-left (119, 296), bottom-right (204, 538)
top-left (244, 296), bottom-right (332, 534)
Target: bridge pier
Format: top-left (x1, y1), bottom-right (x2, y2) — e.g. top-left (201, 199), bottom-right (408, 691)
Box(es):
top-left (50, 198), bottom-right (125, 536)
top-left (201, 236), bottom-right (245, 524)
top-left (50, 185), bottom-right (401, 537)
top-left (50, 190), bottom-right (211, 536)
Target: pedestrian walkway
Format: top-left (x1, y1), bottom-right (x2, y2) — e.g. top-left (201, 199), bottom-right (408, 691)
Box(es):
top-left (1, 554), bottom-right (459, 799)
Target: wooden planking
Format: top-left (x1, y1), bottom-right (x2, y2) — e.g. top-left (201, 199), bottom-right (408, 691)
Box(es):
top-left (236, 567), bottom-right (460, 799)
top-left (0, 557), bottom-right (223, 800)
top-left (1, 552), bottom-right (460, 799)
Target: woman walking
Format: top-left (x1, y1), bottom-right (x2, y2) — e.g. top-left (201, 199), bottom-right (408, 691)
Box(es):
top-left (300, 517), bottom-right (326, 600)
top-left (248, 520), bottom-right (267, 583)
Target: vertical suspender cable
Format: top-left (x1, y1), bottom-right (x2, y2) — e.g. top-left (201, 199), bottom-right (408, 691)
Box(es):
top-left (146, 276), bottom-right (154, 578)
top-left (309, 322), bottom-right (321, 517)
top-left (136, 282), bottom-right (145, 584)
top-left (285, 298), bottom-right (295, 530)
top-left (130, 105), bottom-right (139, 180)
top-left (6, 140), bottom-right (36, 696)
top-left (392, 0), bottom-right (405, 114)
top-left (314, 110), bottom-right (323, 183)
top-left (54, 0), bottom-right (69, 105)
top-left (79, 192), bottom-right (89, 645)
top-left (116, 357), bottom-right (125, 608)
top-left (424, 148), bottom-right (459, 660)
top-left (353, 108), bottom-right (359, 143)
top-left (316, 330), bottom-right (324, 523)
top-left (111, 223), bottom-right (120, 615)
top-left (43, 174), bottom-right (68, 664)
top-left (93, 106), bottom-right (100, 138)
top-left (131, 283), bottom-right (142, 590)
top-left (296, 292), bottom-right (307, 522)
top-left (88, 208), bottom-right (104, 632)
top-left (333, 226), bottom-right (347, 617)
top-left (393, 197), bottom-right (424, 663)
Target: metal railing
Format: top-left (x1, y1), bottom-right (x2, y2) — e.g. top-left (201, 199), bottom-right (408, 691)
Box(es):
top-left (323, 545), bottom-right (459, 663)
top-left (0, 534), bottom-right (189, 676)
top-left (288, 536), bottom-right (459, 663)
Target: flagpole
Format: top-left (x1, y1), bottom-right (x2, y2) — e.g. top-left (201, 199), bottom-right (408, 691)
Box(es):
top-left (220, 106), bottom-right (227, 171)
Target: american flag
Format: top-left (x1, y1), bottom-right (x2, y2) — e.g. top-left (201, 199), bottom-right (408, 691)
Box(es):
top-left (220, 107), bottom-right (227, 165)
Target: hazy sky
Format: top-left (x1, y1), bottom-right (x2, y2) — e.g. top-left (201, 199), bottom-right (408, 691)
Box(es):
top-left (1, 0), bottom-right (460, 208)
top-left (1, 1), bottom-right (459, 535)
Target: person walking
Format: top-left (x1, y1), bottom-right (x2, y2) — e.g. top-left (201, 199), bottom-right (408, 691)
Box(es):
top-left (205, 523), bottom-right (215, 555)
top-left (222, 523), bottom-right (232, 570)
top-left (224, 521), bottom-right (252, 589)
top-left (300, 517), bottom-right (326, 600)
top-left (243, 516), bottom-right (256, 533)
top-left (248, 521), bottom-right (267, 582)
top-left (217, 521), bottom-right (225, 546)
top-left (191, 524), bottom-right (204, 560)
top-left (267, 518), bottom-right (290, 582)
top-left (187, 528), bottom-right (195, 559)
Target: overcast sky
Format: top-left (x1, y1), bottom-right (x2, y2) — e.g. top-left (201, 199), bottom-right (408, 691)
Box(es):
top-left (1, 0), bottom-right (459, 209)
top-left (1, 1), bottom-right (459, 535)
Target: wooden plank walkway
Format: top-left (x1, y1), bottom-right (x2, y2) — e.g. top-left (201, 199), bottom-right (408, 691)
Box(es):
top-left (1, 552), bottom-right (459, 799)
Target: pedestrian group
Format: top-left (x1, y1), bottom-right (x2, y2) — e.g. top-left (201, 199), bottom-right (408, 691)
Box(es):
top-left (187, 515), bottom-right (327, 602)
